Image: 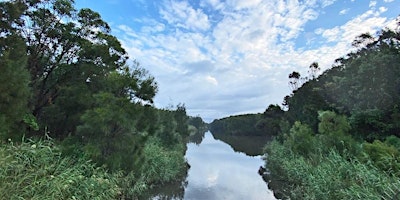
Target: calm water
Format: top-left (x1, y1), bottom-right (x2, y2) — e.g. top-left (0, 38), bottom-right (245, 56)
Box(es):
top-left (145, 131), bottom-right (276, 200)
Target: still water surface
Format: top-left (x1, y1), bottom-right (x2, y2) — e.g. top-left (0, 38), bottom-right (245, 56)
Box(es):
top-left (184, 131), bottom-right (276, 200)
top-left (146, 131), bottom-right (276, 199)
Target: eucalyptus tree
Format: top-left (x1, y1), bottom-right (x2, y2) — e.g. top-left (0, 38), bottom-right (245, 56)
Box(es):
top-left (1, 0), bottom-right (157, 138)
top-left (288, 71), bottom-right (301, 91)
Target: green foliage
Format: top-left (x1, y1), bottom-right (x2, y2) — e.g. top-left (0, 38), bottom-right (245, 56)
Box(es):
top-left (349, 109), bottom-right (389, 141)
top-left (265, 140), bottom-right (400, 200)
top-left (0, 34), bottom-right (30, 140)
top-left (385, 135), bottom-right (400, 150)
top-left (174, 104), bottom-right (189, 137)
top-left (140, 137), bottom-right (186, 185)
top-left (264, 110), bottom-right (398, 199)
top-left (22, 113), bottom-right (39, 131)
top-left (283, 80), bottom-right (332, 131)
top-left (318, 111), bottom-right (350, 136)
top-left (362, 140), bottom-right (400, 175)
top-left (317, 111), bottom-right (360, 155)
top-left (255, 104), bottom-right (285, 136)
top-left (210, 114), bottom-right (264, 136)
top-left (262, 22), bottom-right (400, 199)
top-left (0, 138), bottom-right (121, 199)
top-left (78, 92), bottom-right (136, 138)
top-left (0, 0), bottom-right (158, 138)
top-left (0, 1), bottom-right (192, 199)
top-left (284, 121), bottom-right (316, 157)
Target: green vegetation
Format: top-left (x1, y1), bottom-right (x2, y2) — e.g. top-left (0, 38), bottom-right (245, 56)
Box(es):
top-left (209, 17), bottom-right (400, 199)
top-left (210, 114), bottom-right (264, 136)
top-left (261, 19), bottom-right (400, 199)
top-left (0, 138), bottom-right (121, 199)
top-left (209, 104), bottom-right (285, 137)
top-left (0, 0), bottom-right (205, 199)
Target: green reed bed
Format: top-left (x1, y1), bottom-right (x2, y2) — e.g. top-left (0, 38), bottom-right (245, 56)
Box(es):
top-left (0, 138), bottom-right (120, 200)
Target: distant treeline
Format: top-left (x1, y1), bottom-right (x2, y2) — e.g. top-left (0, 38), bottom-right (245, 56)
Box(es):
top-left (209, 104), bottom-right (285, 137)
top-left (210, 114), bottom-right (264, 136)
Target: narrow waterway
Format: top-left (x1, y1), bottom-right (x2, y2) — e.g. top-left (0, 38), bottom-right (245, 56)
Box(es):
top-left (184, 131), bottom-right (276, 200)
top-left (145, 131), bottom-right (276, 199)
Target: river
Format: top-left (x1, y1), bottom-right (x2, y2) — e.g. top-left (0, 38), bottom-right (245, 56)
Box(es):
top-left (144, 131), bottom-right (276, 200)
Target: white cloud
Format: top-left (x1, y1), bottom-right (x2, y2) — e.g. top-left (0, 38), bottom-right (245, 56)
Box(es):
top-left (339, 8), bottom-right (350, 15)
top-left (159, 0), bottom-right (210, 31)
top-left (384, 0), bottom-right (394, 2)
top-left (316, 10), bottom-right (388, 45)
top-left (369, 1), bottom-right (377, 7)
top-left (114, 0), bottom-right (397, 121)
top-left (226, 0), bottom-right (262, 10)
top-left (321, 0), bottom-right (337, 8)
top-left (379, 7), bottom-right (388, 13)
top-left (206, 75), bottom-right (218, 86)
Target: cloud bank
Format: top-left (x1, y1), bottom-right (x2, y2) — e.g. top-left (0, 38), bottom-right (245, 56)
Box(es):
top-left (113, 0), bottom-right (397, 122)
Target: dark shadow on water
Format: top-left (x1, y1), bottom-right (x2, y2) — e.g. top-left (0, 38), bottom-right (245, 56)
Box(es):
top-left (211, 132), bottom-right (273, 156)
top-left (187, 130), bottom-right (206, 145)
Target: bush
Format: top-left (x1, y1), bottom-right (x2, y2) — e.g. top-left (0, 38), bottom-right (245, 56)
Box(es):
top-left (140, 137), bottom-right (186, 185)
top-left (264, 141), bottom-right (400, 199)
top-left (284, 121), bottom-right (316, 157)
top-left (0, 138), bottom-right (121, 199)
top-left (362, 140), bottom-right (400, 175)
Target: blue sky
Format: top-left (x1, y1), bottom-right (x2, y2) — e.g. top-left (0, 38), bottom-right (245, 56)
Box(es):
top-left (75, 0), bottom-right (399, 122)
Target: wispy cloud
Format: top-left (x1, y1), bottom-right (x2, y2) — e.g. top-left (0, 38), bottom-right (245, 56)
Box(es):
top-left (369, 1), bottom-right (377, 8)
top-left (114, 0), bottom-right (397, 121)
top-left (339, 8), bottom-right (350, 15)
top-left (159, 0), bottom-right (210, 31)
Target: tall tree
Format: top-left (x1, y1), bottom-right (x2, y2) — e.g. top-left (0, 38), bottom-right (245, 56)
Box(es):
top-left (1, 0), bottom-right (158, 137)
top-left (0, 1), bottom-right (31, 139)
top-left (288, 71), bottom-right (301, 91)
top-left (0, 35), bottom-right (30, 139)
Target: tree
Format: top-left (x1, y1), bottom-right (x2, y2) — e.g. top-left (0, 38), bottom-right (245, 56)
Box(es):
top-left (22, 2), bottom-right (128, 118)
top-left (0, 35), bottom-right (31, 139)
top-left (288, 71), bottom-right (301, 91)
top-left (308, 62), bottom-right (320, 79)
top-left (1, 0), bottom-right (158, 137)
top-left (0, 1), bottom-right (32, 139)
top-left (256, 104), bottom-right (285, 136)
top-left (317, 111), bottom-right (357, 155)
top-left (285, 121), bottom-right (315, 157)
top-left (174, 104), bottom-right (189, 137)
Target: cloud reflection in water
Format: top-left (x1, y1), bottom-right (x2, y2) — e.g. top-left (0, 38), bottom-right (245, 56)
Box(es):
top-left (184, 132), bottom-right (276, 200)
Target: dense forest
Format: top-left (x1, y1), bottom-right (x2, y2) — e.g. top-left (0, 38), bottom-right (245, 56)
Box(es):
top-left (211, 18), bottom-right (400, 199)
top-left (0, 0), bottom-right (207, 199)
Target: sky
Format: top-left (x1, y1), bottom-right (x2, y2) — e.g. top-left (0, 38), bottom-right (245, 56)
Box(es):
top-left (74, 0), bottom-right (400, 122)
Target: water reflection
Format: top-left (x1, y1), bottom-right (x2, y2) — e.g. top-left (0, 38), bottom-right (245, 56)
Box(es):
top-left (145, 131), bottom-right (276, 200)
top-left (187, 130), bottom-right (206, 145)
top-left (184, 132), bottom-right (276, 200)
top-left (212, 133), bottom-right (272, 156)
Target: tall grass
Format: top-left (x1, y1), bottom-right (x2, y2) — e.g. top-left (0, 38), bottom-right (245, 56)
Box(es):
top-left (112, 136), bottom-right (188, 199)
top-left (0, 138), bottom-right (121, 200)
top-left (264, 140), bottom-right (400, 199)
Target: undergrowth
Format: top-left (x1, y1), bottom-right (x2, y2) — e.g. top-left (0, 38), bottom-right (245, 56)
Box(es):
top-left (0, 138), bottom-right (121, 200)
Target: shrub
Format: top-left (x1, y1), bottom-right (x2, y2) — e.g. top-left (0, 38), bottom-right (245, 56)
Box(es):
top-left (140, 137), bottom-right (186, 185)
top-left (0, 138), bottom-right (121, 199)
top-left (362, 140), bottom-right (400, 175)
top-left (265, 141), bottom-right (400, 199)
top-left (284, 121), bottom-right (316, 157)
